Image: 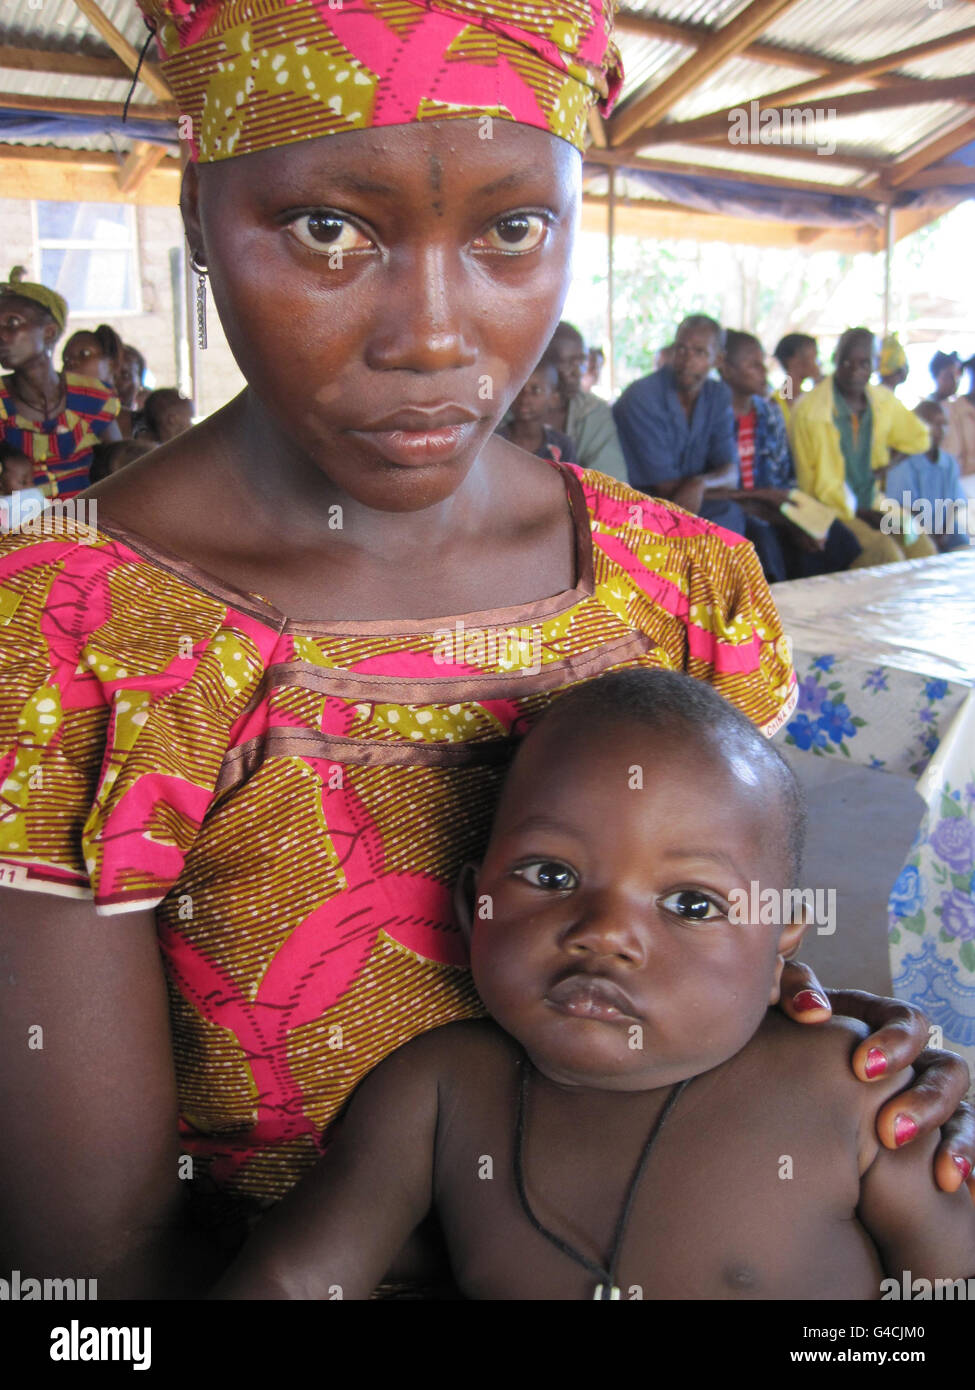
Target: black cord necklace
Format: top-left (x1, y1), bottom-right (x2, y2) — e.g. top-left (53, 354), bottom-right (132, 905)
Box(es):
top-left (513, 1058), bottom-right (690, 1300)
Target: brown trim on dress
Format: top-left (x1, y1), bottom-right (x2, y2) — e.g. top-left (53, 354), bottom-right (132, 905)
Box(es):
top-left (92, 517), bottom-right (289, 631)
top-left (263, 631), bottom-right (652, 705)
top-left (92, 461), bottom-right (595, 636)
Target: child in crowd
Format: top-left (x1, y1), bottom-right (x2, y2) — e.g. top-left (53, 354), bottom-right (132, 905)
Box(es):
top-left (137, 388), bottom-right (194, 444)
top-left (496, 361), bottom-right (576, 464)
top-left (883, 401), bottom-right (970, 552)
top-left (216, 670), bottom-right (975, 1301)
top-left (88, 437), bottom-right (157, 485)
top-left (0, 442), bottom-right (46, 530)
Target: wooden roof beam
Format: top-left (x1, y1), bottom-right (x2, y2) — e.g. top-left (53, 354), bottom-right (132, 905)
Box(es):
top-left (609, 0), bottom-right (806, 145)
top-left (0, 44), bottom-right (131, 81)
top-left (622, 27), bottom-right (975, 148)
top-left (676, 135), bottom-right (887, 173)
top-left (632, 75), bottom-right (975, 152)
top-left (866, 112), bottom-right (975, 194)
top-left (71, 0), bottom-right (171, 102)
top-left (117, 140), bottom-right (167, 194)
top-left (0, 90), bottom-right (177, 122)
top-left (583, 146), bottom-right (869, 199)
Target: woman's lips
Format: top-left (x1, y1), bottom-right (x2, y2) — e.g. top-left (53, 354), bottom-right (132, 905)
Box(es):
top-left (349, 420), bottom-right (479, 467)
top-left (545, 974), bottom-right (640, 1023)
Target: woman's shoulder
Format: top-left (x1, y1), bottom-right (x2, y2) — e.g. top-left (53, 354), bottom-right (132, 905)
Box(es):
top-left (570, 462), bottom-right (756, 554)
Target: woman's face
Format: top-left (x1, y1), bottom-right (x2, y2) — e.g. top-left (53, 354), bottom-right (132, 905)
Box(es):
top-left (184, 119), bottom-right (579, 512)
top-left (0, 295), bottom-right (56, 371)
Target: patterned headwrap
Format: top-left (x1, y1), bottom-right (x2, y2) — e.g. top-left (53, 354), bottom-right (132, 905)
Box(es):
top-left (1, 266), bottom-right (68, 331)
top-left (139, 0), bottom-right (622, 161)
top-left (879, 332), bottom-right (908, 377)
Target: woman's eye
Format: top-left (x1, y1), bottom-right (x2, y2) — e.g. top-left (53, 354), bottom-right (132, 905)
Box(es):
top-left (515, 860), bottom-right (578, 891)
top-left (477, 214), bottom-right (549, 253)
top-left (659, 890), bottom-right (724, 921)
top-left (287, 214), bottom-right (373, 255)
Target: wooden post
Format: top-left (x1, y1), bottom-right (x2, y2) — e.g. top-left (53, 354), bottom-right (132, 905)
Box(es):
top-left (882, 203), bottom-right (894, 340)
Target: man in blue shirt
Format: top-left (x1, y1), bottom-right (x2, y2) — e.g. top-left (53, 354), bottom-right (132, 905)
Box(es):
top-left (612, 315), bottom-right (745, 534)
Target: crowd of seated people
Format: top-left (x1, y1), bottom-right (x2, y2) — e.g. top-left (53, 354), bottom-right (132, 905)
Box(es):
top-left (500, 315), bottom-right (972, 579)
top-left (0, 268), bottom-right (196, 515)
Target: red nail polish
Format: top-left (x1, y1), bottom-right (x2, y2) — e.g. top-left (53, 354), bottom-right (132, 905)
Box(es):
top-left (864, 1048), bottom-right (887, 1079)
top-left (793, 989), bottom-right (829, 1013)
top-left (952, 1155), bottom-right (973, 1182)
top-left (894, 1114), bottom-right (918, 1147)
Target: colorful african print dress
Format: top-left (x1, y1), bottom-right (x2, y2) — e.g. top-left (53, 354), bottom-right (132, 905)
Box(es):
top-left (0, 464), bottom-right (796, 1229)
top-left (0, 372), bottom-right (120, 499)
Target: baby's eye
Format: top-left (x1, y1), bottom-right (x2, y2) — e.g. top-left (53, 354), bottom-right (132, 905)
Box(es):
top-left (287, 213), bottom-right (373, 255)
top-left (476, 214), bottom-right (549, 253)
top-left (659, 890), bottom-right (724, 921)
top-left (515, 860), bottom-right (578, 892)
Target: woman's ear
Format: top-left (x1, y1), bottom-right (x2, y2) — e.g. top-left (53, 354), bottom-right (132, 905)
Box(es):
top-left (768, 913), bottom-right (811, 1005)
top-left (452, 861), bottom-right (479, 943)
top-left (180, 162), bottom-right (204, 263)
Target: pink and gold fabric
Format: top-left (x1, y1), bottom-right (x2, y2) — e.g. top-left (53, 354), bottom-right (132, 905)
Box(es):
top-left (139, 0), bottom-right (623, 160)
top-left (0, 465), bottom-right (795, 1224)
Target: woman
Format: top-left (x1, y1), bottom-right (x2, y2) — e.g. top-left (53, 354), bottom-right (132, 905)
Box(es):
top-left (0, 0), bottom-right (971, 1300)
top-left (0, 268), bottom-right (122, 497)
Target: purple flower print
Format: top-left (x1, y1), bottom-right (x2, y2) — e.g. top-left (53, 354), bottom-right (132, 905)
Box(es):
top-left (797, 674), bottom-right (827, 715)
top-left (930, 817), bottom-right (975, 873)
top-left (812, 655), bottom-right (836, 673)
top-left (940, 888), bottom-right (975, 941)
top-left (863, 668), bottom-right (888, 692)
top-left (925, 679), bottom-right (948, 701)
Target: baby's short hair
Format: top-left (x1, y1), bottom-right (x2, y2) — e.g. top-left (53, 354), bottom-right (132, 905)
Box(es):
top-left (540, 669), bottom-right (806, 880)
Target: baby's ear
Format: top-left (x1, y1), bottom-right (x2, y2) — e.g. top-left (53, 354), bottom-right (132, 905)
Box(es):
top-left (452, 862), bottom-right (480, 943)
top-left (768, 910), bottom-right (811, 1005)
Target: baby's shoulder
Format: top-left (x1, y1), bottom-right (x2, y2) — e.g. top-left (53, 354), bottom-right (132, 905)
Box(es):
top-left (752, 1011), bottom-right (910, 1122)
top-left (377, 1020), bottom-right (520, 1085)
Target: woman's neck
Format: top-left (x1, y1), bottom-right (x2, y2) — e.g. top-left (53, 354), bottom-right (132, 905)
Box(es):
top-left (12, 354), bottom-right (62, 415)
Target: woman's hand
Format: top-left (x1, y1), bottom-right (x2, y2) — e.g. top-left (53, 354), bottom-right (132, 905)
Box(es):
top-left (778, 961), bottom-right (975, 1199)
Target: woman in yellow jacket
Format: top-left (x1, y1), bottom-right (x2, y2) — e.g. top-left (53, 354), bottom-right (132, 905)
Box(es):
top-left (789, 328), bottom-right (935, 565)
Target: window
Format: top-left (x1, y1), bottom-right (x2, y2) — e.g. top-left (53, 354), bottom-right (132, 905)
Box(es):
top-left (34, 202), bottom-right (140, 316)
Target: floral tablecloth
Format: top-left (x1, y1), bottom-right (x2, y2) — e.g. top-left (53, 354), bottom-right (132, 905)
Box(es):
top-left (770, 551), bottom-right (975, 1071)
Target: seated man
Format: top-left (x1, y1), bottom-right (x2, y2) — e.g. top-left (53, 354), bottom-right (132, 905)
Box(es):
top-left (718, 331), bottom-right (860, 582)
top-left (883, 401), bottom-right (970, 552)
top-left (789, 328), bottom-right (936, 565)
top-left (543, 322), bottom-right (627, 482)
top-left (612, 315), bottom-right (746, 537)
top-left (772, 332), bottom-right (820, 419)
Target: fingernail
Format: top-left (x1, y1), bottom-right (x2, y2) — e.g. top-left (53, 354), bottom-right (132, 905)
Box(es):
top-left (864, 1048), bottom-right (887, 1079)
top-left (952, 1155), bottom-right (972, 1181)
top-left (894, 1114), bottom-right (918, 1147)
top-left (793, 989), bottom-right (829, 1013)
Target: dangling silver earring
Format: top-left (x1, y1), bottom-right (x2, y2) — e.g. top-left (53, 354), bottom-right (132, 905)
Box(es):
top-left (190, 251), bottom-right (208, 350)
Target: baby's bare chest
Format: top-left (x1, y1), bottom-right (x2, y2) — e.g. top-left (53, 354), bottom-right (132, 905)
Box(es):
top-left (434, 1075), bottom-right (880, 1301)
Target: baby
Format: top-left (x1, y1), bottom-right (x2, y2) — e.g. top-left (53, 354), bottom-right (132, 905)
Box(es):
top-left (217, 670), bottom-right (975, 1300)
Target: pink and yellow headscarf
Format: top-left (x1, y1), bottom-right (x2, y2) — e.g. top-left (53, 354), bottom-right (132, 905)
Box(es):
top-left (139, 0), bottom-right (622, 162)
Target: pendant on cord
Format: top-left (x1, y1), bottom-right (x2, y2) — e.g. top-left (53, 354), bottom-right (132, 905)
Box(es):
top-left (593, 1284), bottom-right (621, 1300)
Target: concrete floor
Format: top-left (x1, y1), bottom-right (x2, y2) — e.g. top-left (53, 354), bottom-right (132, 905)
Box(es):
top-left (777, 749), bottom-right (925, 998)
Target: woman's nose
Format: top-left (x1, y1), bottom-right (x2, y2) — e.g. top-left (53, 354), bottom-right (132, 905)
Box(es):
top-left (365, 245), bottom-right (477, 374)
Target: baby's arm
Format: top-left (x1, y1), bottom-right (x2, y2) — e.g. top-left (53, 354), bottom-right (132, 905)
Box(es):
top-left (857, 1088), bottom-right (975, 1285)
top-left (213, 1034), bottom-right (443, 1299)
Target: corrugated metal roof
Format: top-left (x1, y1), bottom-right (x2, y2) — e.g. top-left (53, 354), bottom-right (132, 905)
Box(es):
top-left (0, 0), bottom-right (149, 49)
top-left (629, 141), bottom-right (864, 186)
top-left (763, 0), bottom-right (975, 64)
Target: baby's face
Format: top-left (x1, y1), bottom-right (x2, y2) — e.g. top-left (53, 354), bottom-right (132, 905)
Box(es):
top-left (471, 718), bottom-right (793, 1091)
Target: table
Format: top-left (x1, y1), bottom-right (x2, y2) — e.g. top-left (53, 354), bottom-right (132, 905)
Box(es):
top-left (770, 550), bottom-right (975, 1072)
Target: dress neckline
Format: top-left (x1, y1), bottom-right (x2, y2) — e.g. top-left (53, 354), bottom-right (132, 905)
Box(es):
top-left (92, 460), bottom-right (596, 637)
